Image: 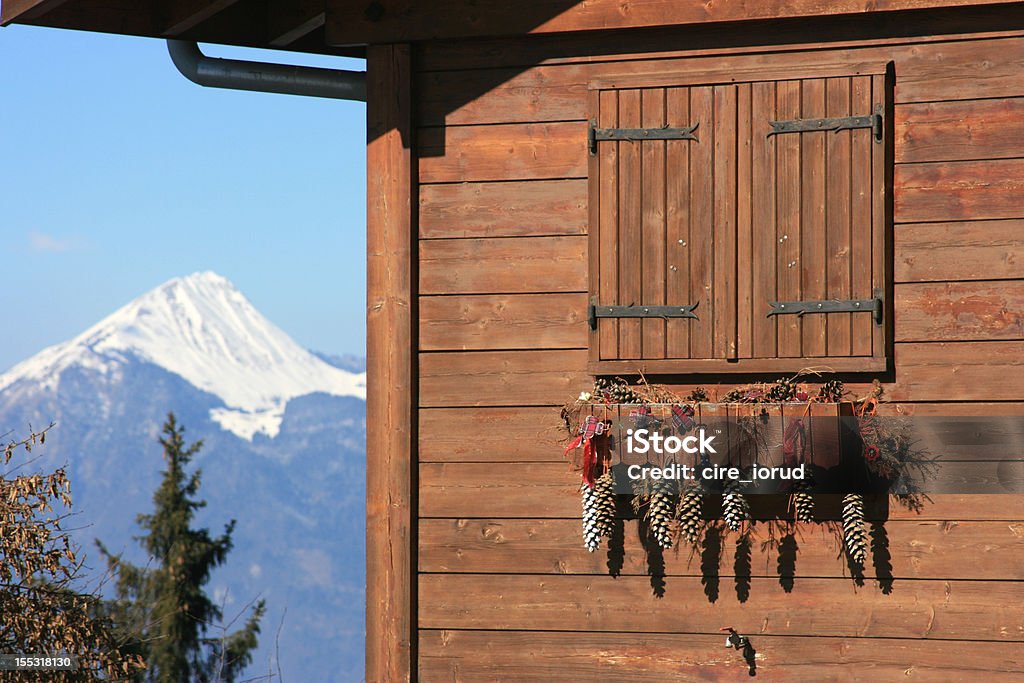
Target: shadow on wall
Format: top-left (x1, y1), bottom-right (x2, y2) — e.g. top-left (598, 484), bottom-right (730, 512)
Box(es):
top-left (609, 493), bottom-right (900, 602)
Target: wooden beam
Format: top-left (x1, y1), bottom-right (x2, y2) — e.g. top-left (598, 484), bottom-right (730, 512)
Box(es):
top-left (269, 0), bottom-right (325, 46)
top-left (160, 0), bottom-right (242, 36)
top-left (326, 0), bottom-right (1018, 45)
top-left (365, 43), bottom-right (415, 683)
top-left (420, 574), bottom-right (1024, 639)
top-left (420, 630), bottom-right (1024, 680)
top-left (0, 0), bottom-right (67, 25)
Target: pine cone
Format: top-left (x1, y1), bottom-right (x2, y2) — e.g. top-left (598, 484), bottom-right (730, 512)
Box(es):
top-left (767, 377), bottom-right (797, 402)
top-left (687, 387), bottom-right (709, 402)
top-left (722, 480), bottom-right (750, 532)
top-left (842, 493), bottom-right (868, 565)
top-left (646, 478), bottom-right (675, 549)
top-left (818, 379), bottom-right (845, 403)
top-left (790, 484), bottom-right (815, 523)
top-left (722, 388), bottom-right (746, 404)
top-left (581, 473), bottom-right (616, 552)
top-left (674, 482), bottom-right (704, 546)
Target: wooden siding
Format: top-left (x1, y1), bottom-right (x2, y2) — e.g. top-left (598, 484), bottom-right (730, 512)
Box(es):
top-left (414, 25), bottom-right (1024, 681)
top-left (419, 631), bottom-right (1023, 681)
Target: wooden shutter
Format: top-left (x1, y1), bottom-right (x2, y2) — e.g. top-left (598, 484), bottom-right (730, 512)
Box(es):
top-left (588, 64), bottom-right (890, 374)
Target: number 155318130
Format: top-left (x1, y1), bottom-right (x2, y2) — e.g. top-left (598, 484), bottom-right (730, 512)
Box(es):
top-left (0, 655), bottom-right (78, 671)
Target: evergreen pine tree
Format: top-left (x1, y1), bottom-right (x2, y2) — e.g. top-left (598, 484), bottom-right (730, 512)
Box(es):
top-left (99, 413), bottom-right (265, 683)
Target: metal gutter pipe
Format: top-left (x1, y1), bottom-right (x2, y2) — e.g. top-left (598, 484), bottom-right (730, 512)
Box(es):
top-left (166, 40), bottom-right (366, 101)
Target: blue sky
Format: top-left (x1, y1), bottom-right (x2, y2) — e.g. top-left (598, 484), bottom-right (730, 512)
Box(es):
top-left (0, 26), bottom-right (367, 372)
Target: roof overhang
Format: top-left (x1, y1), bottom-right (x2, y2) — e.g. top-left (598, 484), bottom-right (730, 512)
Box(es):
top-left (4, 0), bottom-right (1022, 54)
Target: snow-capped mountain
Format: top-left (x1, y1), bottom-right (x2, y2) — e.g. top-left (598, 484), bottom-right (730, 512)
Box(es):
top-left (0, 271), bottom-right (365, 440)
top-left (0, 272), bottom-right (366, 681)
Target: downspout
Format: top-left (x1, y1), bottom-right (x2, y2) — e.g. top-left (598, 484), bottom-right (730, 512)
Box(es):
top-left (166, 40), bottom-right (366, 101)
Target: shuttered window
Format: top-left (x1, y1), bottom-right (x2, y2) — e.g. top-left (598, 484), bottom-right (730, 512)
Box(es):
top-left (587, 63), bottom-right (891, 374)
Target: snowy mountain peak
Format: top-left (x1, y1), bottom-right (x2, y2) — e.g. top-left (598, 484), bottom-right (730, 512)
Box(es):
top-left (0, 272), bottom-right (365, 440)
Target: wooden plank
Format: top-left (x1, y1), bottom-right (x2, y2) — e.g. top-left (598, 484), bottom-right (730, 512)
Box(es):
top-left (617, 90), bottom-right (643, 359)
top-left (895, 281), bottom-right (1024, 342)
top-left (890, 341), bottom-right (1024, 402)
top-left (419, 407), bottom-right (569, 462)
top-left (751, 82), bottom-right (778, 359)
top-left (419, 350), bottom-right (590, 407)
top-left (412, 39), bottom-right (1024, 131)
top-left (7, 0), bottom-right (154, 34)
top-left (713, 84), bottom-right (738, 360)
top-left (417, 65), bottom-right (588, 126)
top-left (872, 72), bottom-right (889, 363)
top-left (418, 122), bottom-right (587, 183)
top-left (419, 236), bottom-right (586, 295)
top-left (420, 518), bottom-right (1024, 580)
top-left (896, 159), bottom-right (1024, 223)
top-left (794, 78), bottom-right (827, 358)
top-left (419, 574), bottom-right (1024, 640)
top-left (589, 355), bottom-right (887, 374)
top-left (826, 77), bottom-right (854, 356)
top-left (327, 0), bottom-right (1015, 45)
top-left (596, 89), bottom-right (619, 360)
top-left (0, 0), bottom-right (67, 24)
top-left (418, 403), bottom-right (1024, 464)
top-left (665, 87), bottom-right (691, 358)
top-left (416, 56), bottom-right (881, 126)
top-left (896, 36), bottom-right (1024, 103)
top-left (268, 0), bottom-right (325, 46)
top-left (851, 76), bottom-right (874, 356)
top-left (896, 220), bottom-right (1024, 283)
top-left (413, 15), bottom-right (1024, 72)
top-left (897, 98), bottom-right (1024, 164)
top-left (419, 293), bottom-right (588, 351)
top-left (640, 88), bottom-right (667, 359)
top-left (420, 630), bottom-right (1024, 681)
top-left (419, 179), bottom-right (587, 239)
top-left (736, 83), bottom-right (753, 359)
top-left (775, 80), bottom-right (803, 357)
top-left (688, 86), bottom-right (715, 359)
top-left (365, 43), bottom-right (413, 683)
top-left (160, 0), bottom-right (241, 36)
top-left (419, 462), bottom-right (1024, 519)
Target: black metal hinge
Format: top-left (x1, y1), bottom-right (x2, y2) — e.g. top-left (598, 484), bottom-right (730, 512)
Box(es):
top-left (589, 301), bottom-right (699, 330)
top-left (766, 293), bottom-right (883, 325)
top-left (767, 107), bottom-right (883, 143)
top-left (589, 123), bottom-right (699, 154)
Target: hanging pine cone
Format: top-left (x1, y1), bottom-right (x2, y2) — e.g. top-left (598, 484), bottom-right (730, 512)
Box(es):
top-left (790, 481), bottom-right (815, 523)
top-left (842, 493), bottom-right (868, 565)
top-left (581, 473), bottom-right (616, 552)
top-left (722, 480), bottom-right (750, 532)
top-left (646, 478), bottom-right (675, 549)
top-left (674, 482), bottom-right (704, 546)
top-left (687, 387), bottom-right (709, 402)
top-left (818, 379), bottom-right (845, 403)
top-left (767, 377), bottom-right (798, 402)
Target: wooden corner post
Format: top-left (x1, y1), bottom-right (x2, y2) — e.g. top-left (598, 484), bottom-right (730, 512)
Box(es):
top-left (366, 43), bottom-right (415, 682)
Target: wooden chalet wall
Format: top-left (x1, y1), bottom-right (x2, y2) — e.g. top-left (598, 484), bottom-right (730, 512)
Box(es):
top-left (411, 14), bottom-right (1024, 681)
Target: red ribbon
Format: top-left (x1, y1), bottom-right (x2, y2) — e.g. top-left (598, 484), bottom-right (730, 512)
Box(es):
top-left (564, 415), bottom-right (606, 486)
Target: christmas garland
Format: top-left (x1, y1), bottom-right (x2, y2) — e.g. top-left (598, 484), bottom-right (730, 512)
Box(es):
top-left (560, 374), bottom-right (933, 579)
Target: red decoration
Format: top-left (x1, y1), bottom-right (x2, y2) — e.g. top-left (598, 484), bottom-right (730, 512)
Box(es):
top-left (564, 416), bottom-right (607, 486)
